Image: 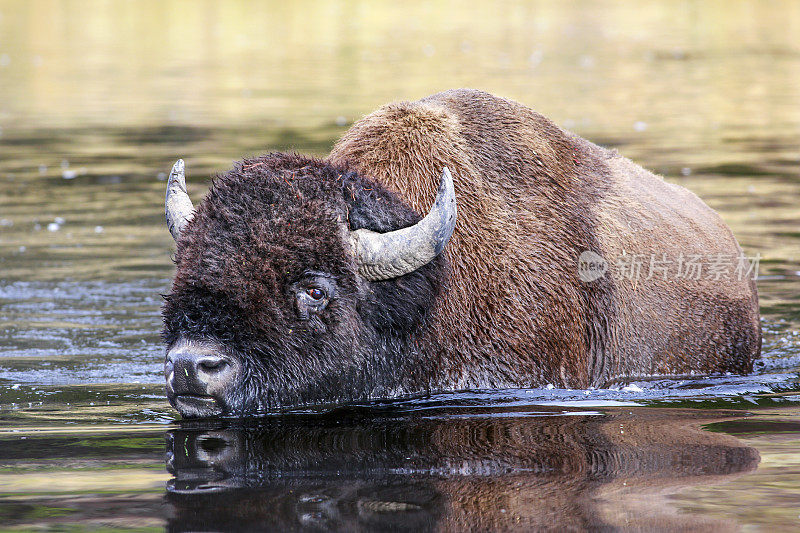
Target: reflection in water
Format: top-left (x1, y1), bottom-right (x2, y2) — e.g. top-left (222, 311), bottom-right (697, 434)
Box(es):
top-left (165, 409), bottom-right (759, 531)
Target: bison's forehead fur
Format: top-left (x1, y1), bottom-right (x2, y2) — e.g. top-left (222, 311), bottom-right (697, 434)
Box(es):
top-left (170, 154), bottom-right (356, 331)
top-left (162, 152), bottom-right (440, 356)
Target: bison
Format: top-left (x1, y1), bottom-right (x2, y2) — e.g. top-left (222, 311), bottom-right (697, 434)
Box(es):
top-left (162, 89), bottom-right (760, 417)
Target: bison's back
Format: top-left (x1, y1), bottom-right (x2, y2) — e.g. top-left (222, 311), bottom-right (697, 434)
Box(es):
top-left (593, 152), bottom-right (760, 378)
top-left (328, 89), bottom-right (759, 387)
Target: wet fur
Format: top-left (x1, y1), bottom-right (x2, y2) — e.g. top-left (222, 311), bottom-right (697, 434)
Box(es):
top-left (163, 153), bottom-right (446, 411)
top-left (328, 89), bottom-right (760, 387)
top-left (164, 89), bottom-right (760, 411)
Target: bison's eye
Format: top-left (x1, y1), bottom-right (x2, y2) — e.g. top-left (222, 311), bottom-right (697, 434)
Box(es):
top-left (306, 287), bottom-right (325, 301)
top-left (292, 273), bottom-right (336, 320)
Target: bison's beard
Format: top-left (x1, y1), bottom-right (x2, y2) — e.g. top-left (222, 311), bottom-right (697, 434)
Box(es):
top-left (167, 328), bottom-right (424, 418)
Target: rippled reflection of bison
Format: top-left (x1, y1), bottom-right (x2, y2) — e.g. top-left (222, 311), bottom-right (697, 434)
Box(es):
top-left (164, 409), bottom-right (759, 531)
top-left (161, 89), bottom-right (760, 418)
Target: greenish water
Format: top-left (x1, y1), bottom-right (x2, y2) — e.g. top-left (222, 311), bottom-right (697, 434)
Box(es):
top-left (1, 0), bottom-right (800, 530)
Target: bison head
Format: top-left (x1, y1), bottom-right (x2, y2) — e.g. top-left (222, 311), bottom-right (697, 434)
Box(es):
top-left (161, 153), bottom-right (456, 417)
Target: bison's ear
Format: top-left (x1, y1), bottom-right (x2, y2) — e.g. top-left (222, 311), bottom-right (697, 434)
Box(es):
top-left (165, 159), bottom-right (195, 241)
top-left (349, 167), bottom-right (457, 281)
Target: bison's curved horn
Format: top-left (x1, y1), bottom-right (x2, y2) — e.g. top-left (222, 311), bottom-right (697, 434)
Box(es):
top-left (165, 159), bottom-right (195, 241)
top-left (350, 167), bottom-right (457, 281)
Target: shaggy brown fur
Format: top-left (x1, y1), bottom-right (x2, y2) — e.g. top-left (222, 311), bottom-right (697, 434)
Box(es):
top-left (328, 89), bottom-right (760, 388)
top-left (163, 153), bottom-right (448, 411)
top-left (164, 89), bottom-right (760, 415)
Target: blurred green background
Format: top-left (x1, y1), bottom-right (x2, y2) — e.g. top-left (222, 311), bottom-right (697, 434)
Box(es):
top-left (3, 0), bottom-right (799, 355)
top-left (1, 0), bottom-right (799, 281)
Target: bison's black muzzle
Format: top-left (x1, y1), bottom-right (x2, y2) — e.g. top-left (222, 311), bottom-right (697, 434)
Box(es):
top-left (166, 341), bottom-right (241, 418)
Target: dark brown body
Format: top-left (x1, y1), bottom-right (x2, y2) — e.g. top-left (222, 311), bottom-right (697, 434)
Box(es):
top-left (329, 89), bottom-right (760, 388)
top-left (163, 89), bottom-right (760, 416)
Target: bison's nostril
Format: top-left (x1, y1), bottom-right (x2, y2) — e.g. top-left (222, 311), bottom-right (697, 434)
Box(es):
top-left (166, 346), bottom-right (239, 409)
top-left (198, 358), bottom-right (226, 372)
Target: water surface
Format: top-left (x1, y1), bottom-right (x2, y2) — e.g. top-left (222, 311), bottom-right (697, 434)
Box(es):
top-left (1, 0), bottom-right (799, 530)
